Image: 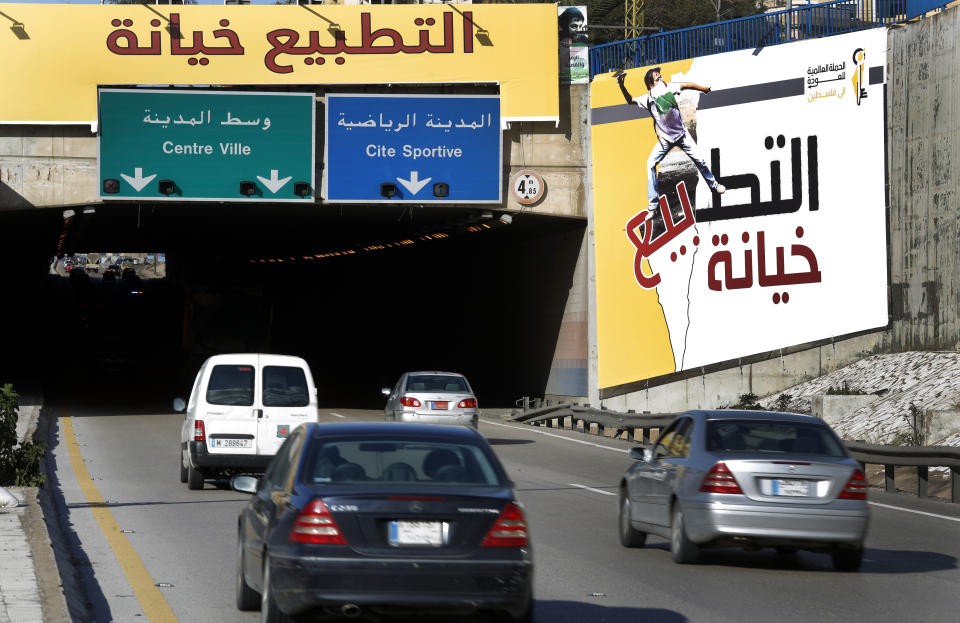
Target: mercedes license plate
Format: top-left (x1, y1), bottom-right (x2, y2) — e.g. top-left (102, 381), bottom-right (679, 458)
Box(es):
top-left (211, 438), bottom-right (251, 449)
top-left (388, 521), bottom-right (445, 547)
top-left (772, 479), bottom-right (809, 496)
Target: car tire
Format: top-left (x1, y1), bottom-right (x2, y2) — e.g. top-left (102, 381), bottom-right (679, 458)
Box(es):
top-left (261, 557), bottom-right (294, 623)
top-left (187, 465), bottom-right (204, 490)
top-left (179, 453), bottom-right (188, 484)
top-left (670, 507), bottom-right (699, 564)
top-left (831, 546), bottom-right (864, 572)
top-left (618, 492), bottom-right (647, 548)
top-left (236, 534), bottom-right (259, 611)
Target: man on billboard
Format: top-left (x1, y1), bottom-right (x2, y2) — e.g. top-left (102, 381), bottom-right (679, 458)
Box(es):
top-left (618, 67), bottom-right (724, 215)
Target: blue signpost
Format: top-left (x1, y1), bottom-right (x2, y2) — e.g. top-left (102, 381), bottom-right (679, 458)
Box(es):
top-left (325, 94), bottom-right (501, 203)
top-left (98, 89), bottom-right (315, 202)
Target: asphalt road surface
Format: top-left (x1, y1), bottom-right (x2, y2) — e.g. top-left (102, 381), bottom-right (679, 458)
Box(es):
top-left (43, 399), bottom-right (960, 623)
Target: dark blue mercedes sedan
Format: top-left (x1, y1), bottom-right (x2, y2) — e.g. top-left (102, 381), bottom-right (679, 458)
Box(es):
top-left (232, 422), bottom-right (533, 622)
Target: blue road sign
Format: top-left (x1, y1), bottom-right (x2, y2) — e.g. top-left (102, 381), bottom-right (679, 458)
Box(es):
top-left (325, 94), bottom-right (501, 203)
top-left (98, 89), bottom-right (315, 202)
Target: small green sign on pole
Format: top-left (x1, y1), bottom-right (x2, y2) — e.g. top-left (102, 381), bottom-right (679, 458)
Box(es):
top-left (98, 89), bottom-right (315, 202)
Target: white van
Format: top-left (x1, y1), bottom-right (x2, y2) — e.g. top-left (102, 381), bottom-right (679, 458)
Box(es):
top-left (175, 353), bottom-right (318, 490)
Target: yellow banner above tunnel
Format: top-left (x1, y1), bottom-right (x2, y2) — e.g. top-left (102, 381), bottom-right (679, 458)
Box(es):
top-left (0, 3), bottom-right (558, 126)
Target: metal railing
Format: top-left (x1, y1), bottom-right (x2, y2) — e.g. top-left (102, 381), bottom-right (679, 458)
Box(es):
top-left (589, 0), bottom-right (951, 80)
top-left (511, 401), bottom-right (960, 503)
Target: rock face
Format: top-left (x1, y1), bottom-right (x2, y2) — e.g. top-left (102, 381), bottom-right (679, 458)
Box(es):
top-left (758, 351), bottom-right (960, 445)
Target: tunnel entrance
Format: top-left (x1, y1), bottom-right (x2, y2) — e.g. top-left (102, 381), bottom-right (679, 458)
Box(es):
top-left (1, 203), bottom-right (586, 409)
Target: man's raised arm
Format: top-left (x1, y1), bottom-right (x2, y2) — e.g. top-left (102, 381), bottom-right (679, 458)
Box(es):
top-left (617, 73), bottom-right (633, 105)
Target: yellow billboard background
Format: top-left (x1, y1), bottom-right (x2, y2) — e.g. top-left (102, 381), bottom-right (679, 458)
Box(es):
top-left (590, 60), bottom-right (695, 389)
top-left (0, 4), bottom-right (557, 124)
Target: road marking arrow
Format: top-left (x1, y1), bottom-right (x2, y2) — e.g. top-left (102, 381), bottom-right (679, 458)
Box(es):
top-left (120, 168), bottom-right (156, 192)
top-left (396, 171), bottom-right (432, 196)
top-left (257, 170), bottom-right (292, 194)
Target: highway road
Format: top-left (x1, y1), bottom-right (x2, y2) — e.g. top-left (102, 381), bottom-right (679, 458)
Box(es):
top-left (42, 397), bottom-right (960, 623)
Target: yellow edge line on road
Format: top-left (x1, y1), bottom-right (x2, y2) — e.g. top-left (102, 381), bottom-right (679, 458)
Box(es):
top-left (62, 414), bottom-right (179, 623)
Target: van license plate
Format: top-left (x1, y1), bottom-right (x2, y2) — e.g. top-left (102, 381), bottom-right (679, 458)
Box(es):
top-left (388, 521), bottom-right (445, 547)
top-left (430, 401), bottom-right (448, 410)
top-left (212, 438), bottom-right (251, 449)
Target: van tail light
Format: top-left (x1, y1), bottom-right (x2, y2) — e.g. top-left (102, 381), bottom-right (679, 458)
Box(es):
top-left (194, 420), bottom-right (206, 442)
top-left (839, 468), bottom-right (868, 500)
top-left (458, 398), bottom-right (477, 409)
top-left (290, 499), bottom-right (347, 545)
top-left (400, 396), bottom-right (421, 407)
top-left (481, 502), bottom-right (528, 547)
top-left (699, 462), bottom-right (743, 494)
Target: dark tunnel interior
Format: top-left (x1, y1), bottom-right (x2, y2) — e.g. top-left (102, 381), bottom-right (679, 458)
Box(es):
top-left (0, 202), bottom-right (586, 410)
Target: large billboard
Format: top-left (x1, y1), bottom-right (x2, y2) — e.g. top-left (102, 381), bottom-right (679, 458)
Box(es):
top-left (590, 29), bottom-right (888, 395)
top-left (0, 4), bottom-right (557, 126)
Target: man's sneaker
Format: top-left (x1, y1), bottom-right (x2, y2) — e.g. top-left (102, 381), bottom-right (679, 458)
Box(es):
top-left (714, 184), bottom-right (726, 194)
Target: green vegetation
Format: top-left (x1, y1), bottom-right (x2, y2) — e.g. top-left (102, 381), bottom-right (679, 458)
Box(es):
top-left (892, 402), bottom-right (925, 447)
top-left (0, 384), bottom-right (45, 487)
top-left (773, 393), bottom-right (792, 412)
top-left (825, 383), bottom-right (866, 396)
top-left (721, 392), bottom-right (764, 410)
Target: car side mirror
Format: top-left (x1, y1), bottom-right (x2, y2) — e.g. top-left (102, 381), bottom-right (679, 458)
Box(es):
top-left (381, 387), bottom-right (391, 396)
top-left (231, 475), bottom-right (260, 494)
top-left (628, 446), bottom-right (647, 462)
top-left (173, 397), bottom-right (186, 413)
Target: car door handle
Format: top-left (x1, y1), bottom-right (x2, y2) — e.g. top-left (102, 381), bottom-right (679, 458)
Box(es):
top-left (255, 409), bottom-right (263, 419)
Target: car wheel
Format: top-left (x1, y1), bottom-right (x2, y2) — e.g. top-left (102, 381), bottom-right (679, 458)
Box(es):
top-left (831, 546), bottom-right (864, 572)
top-left (618, 492), bottom-right (647, 548)
top-left (670, 506), bottom-right (699, 564)
top-left (187, 465), bottom-right (204, 490)
top-left (236, 533), bottom-right (259, 611)
top-left (179, 453), bottom-right (188, 484)
top-left (472, 415), bottom-right (479, 429)
top-left (261, 557), bottom-right (294, 623)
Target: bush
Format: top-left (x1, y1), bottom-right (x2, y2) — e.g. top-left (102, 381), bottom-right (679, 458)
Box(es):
top-left (721, 392), bottom-right (764, 410)
top-left (0, 384), bottom-right (46, 487)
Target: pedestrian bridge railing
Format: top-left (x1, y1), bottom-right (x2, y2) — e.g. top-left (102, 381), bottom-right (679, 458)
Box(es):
top-left (589, 0), bottom-right (952, 80)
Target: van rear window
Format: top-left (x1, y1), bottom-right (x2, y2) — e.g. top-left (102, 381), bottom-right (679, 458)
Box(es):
top-left (206, 365), bottom-right (255, 406)
top-left (263, 366), bottom-right (310, 407)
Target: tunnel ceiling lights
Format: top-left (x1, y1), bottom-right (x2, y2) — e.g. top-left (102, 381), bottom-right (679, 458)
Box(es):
top-left (245, 212), bottom-right (511, 265)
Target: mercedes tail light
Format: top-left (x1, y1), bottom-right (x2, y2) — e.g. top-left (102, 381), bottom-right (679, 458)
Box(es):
top-left (400, 396), bottom-right (421, 407)
top-left (839, 468), bottom-right (868, 500)
top-left (194, 420), bottom-right (206, 442)
top-left (481, 502), bottom-right (528, 547)
top-left (457, 398), bottom-right (477, 409)
top-left (290, 499), bottom-right (347, 545)
top-left (699, 462), bottom-right (743, 494)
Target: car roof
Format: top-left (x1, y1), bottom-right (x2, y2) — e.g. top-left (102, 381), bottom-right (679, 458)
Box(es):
top-left (305, 421), bottom-right (483, 440)
top-left (685, 409), bottom-right (826, 424)
top-left (203, 353), bottom-right (309, 366)
top-left (404, 371), bottom-right (465, 377)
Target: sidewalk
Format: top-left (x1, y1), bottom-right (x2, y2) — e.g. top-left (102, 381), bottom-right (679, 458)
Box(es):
top-left (0, 395), bottom-right (70, 623)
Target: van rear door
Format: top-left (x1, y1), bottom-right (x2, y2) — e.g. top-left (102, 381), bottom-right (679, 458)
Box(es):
top-left (202, 358), bottom-right (259, 456)
top-left (255, 359), bottom-right (316, 456)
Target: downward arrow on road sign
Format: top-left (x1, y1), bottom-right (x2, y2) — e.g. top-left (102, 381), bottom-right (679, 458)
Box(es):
top-left (257, 170), bottom-right (292, 194)
top-left (396, 171), bottom-right (432, 195)
top-left (120, 168), bottom-right (157, 192)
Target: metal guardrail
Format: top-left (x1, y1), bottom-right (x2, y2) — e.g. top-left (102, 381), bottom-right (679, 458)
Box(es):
top-left (511, 402), bottom-right (960, 503)
top-left (589, 0), bottom-right (951, 80)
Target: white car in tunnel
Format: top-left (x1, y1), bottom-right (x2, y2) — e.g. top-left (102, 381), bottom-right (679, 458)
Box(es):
top-left (382, 371), bottom-right (479, 428)
top-left (175, 353), bottom-right (319, 489)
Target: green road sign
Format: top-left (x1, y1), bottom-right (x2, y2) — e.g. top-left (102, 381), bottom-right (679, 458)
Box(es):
top-left (98, 89), bottom-right (315, 202)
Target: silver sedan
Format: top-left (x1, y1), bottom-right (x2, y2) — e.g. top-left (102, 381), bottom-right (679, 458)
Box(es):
top-left (619, 410), bottom-right (869, 570)
top-left (382, 371), bottom-right (479, 428)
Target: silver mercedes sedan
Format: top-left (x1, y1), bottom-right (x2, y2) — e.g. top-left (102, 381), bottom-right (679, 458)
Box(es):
top-left (382, 371), bottom-right (479, 428)
top-left (619, 410), bottom-right (869, 570)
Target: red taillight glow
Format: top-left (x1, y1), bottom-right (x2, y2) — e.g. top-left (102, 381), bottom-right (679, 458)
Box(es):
top-left (699, 462), bottom-right (743, 494)
top-left (400, 396), bottom-right (421, 407)
top-left (481, 502), bottom-right (528, 548)
top-left (194, 420), bottom-right (206, 442)
top-left (290, 499), bottom-right (347, 545)
top-left (839, 468), bottom-right (868, 500)
top-left (458, 398), bottom-right (477, 409)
